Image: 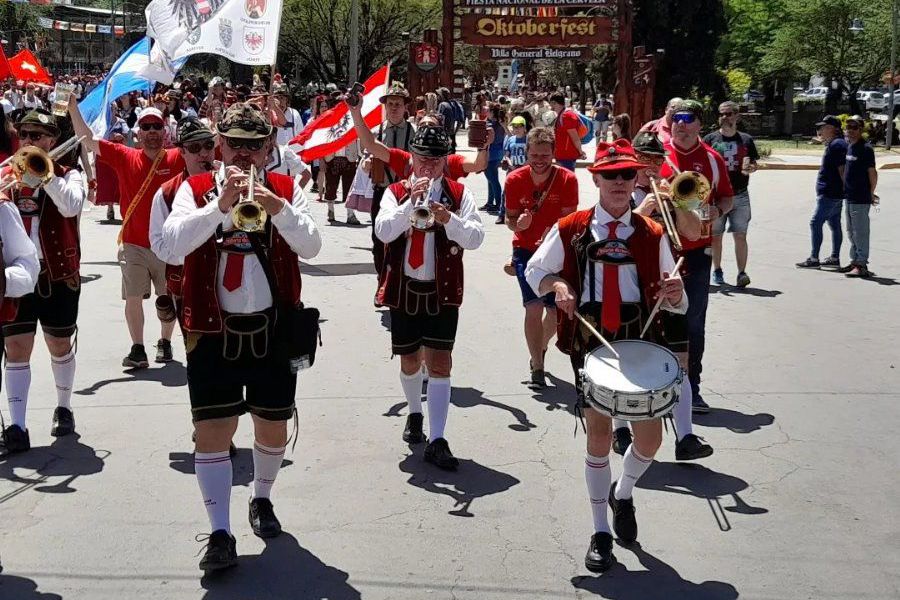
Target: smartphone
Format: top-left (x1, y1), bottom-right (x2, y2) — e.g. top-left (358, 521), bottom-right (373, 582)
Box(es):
top-left (347, 82), bottom-right (365, 108)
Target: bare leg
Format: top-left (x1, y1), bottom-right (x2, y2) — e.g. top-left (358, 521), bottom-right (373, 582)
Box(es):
top-left (734, 232), bottom-right (749, 273)
top-left (712, 234), bottom-right (724, 270)
top-left (124, 296), bottom-right (144, 345)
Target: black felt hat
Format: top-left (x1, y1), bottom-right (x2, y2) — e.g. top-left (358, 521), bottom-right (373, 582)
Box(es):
top-left (409, 125), bottom-right (451, 158)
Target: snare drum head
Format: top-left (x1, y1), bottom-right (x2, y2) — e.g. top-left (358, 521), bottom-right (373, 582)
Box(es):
top-left (584, 340), bottom-right (680, 393)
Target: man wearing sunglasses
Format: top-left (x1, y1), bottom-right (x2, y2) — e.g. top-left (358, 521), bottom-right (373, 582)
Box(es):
top-left (659, 100), bottom-right (734, 415)
top-left (162, 102), bottom-right (321, 573)
top-left (525, 139), bottom-right (687, 573)
top-left (838, 115), bottom-right (877, 278)
top-left (68, 96), bottom-right (185, 369)
top-left (0, 109), bottom-right (83, 454)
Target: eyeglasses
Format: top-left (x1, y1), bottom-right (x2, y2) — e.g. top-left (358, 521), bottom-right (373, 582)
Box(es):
top-left (19, 130), bottom-right (50, 141)
top-left (719, 111), bottom-right (735, 117)
top-left (139, 122), bottom-right (164, 131)
top-left (224, 137), bottom-right (266, 151)
top-left (598, 168), bottom-right (638, 181)
top-left (672, 113), bottom-right (697, 125)
top-left (183, 139), bottom-right (215, 154)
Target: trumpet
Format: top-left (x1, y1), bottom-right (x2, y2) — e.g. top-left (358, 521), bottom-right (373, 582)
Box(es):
top-left (230, 164), bottom-right (268, 233)
top-left (409, 177), bottom-right (435, 230)
top-left (0, 135), bottom-right (86, 194)
top-left (648, 178), bottom-right (682, 251)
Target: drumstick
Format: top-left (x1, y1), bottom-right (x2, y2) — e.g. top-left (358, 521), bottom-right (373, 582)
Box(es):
top-left (640, 256), bottom-right (685, 339)
top-left (574, 311), bottom-right (620, 359)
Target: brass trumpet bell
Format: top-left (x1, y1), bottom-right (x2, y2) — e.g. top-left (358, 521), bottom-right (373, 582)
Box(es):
top-left (10, 147), bottom-right (53, 189)
top-left (410, 204), bottom-right (434, 230)
top-left (670, 171), bottom-right (711, 210)
top-left (230, 164), bottom-right (268, 233)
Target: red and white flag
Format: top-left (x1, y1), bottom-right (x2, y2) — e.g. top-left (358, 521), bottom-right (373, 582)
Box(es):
top-left (9, 50), bottom-right (52, 85)
top-left (293, 65), bottom-right (389, 163)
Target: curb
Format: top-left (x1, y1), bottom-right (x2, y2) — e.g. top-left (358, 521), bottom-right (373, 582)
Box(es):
top-left (757, 162), bottom-right (817, 171)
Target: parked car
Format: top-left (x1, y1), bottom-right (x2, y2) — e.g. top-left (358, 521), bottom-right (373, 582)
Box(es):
top-left (798, 86), bottom-right (829, 101)
top-left (857, 91), bottom-right (887, 112)
top-left (743, 89), bottom-right (765, 102)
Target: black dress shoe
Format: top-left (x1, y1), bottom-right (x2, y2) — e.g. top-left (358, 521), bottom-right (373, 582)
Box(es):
top-left (424, 438), bottom-right (459, 471)
top-left (51, 407), bottom-right (75, 437)
top-left (675, 433), bottom-right (714, 461)
top-left (198, 529), bottom-right (238, 572)
top-left (608, 482), bottom-right (637, 544)
top-left (249, 498), bottom-right (282, 538)
top-left (403, 412), bottom-right (426, 444)
top-left (2, 425), bottom-right (30, 454)
top-left (122, 344), bottom-right (149, 369)
top-left (584, 531), bottom-right (616, 573)
top-left (612, 427), bottom-right (632, 456)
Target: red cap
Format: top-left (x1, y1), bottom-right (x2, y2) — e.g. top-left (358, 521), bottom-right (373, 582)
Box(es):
top-left (587, 139), bottom-right (647, 173)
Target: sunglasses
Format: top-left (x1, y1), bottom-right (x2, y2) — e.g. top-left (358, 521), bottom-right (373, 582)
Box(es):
top-left (139, 122), bottom-right (164, 131)
top-left (19, 130), bottom-right (50, 141)
top-left (598, 168), bottom-right (638, 181)
top-left (672, 113), bottom-right (697, 124)
top-left (224, 137), bottom-right (266, 151)
top-left (183, 139), bottom-right (215, 154)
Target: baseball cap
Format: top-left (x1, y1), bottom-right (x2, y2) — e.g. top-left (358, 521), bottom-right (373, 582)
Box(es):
top-left (176, 116), bottom-right (214, 145)
top-left (816, 115), bottom-right (841, 128)
top-left (137, 107), bottom-right (165, 124)
top-left (510, 116), bottom-right (527, 127)
top-left (845, 114), bottom-right (865, 126)
top-left (215, 102), bottom-right (273, 139)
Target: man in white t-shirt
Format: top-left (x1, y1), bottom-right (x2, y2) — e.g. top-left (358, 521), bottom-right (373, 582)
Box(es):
top-left (272, 84), bottom-right (304, 147)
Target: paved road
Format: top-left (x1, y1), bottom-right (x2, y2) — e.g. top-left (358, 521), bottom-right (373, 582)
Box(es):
top-left (1, 167), bottom-right (898, 600)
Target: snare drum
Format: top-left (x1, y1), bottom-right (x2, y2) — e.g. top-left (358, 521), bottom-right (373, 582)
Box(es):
top-left (579, 339), bottom-right (682, 421)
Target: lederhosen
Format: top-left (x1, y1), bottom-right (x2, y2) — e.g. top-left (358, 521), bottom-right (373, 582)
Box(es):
top-left (371, 122), bottom-right (413, 275)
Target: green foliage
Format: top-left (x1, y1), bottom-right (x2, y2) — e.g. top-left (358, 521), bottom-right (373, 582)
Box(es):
top-left (718, 0), bottom-right (787, 81)
top-left (724, 68), bottom-right (752, 100)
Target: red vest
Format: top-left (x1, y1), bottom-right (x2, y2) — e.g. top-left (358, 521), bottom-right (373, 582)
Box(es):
top-left (159, 171), bottom-right (186, 297)
top-left (555, 208), bottom-right (664, 355)
top-left (376, 179), bottom-right (466, 308)
top-left (179, 171), bottom-right (302, 333)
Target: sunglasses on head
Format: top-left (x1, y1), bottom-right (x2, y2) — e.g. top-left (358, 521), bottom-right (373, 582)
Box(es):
top-left (224, 137), bottom-right (266, 151)
top-left (139, 122), bottom-right (164, 131)
top-left (19, 130), bottom-right (50, 141)
top-left (598, 168), bottom-right (638, 181)
top-left (672, 113), bottom-right (697, 124)
top-left (183, 139), bottom-right (215, 154)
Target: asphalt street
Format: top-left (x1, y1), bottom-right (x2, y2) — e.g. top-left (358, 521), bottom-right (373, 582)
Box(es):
top-left (0, 165), bottom-right (898, 600)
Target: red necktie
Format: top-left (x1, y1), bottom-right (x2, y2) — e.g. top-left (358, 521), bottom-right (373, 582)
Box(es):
top-left (601, 221), bottom-right (621, 334)
top-left (408, 229), bottom-right (425, 269)
top-left (22, 217), bottom-right (32, 235)
top-left (222, 254), bottom-right (244, 291)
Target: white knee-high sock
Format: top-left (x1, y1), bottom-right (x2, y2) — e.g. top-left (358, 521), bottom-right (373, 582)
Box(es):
top-left (612, 418), bottom-right (629, 431)
top-left (673, 378), bottom-right (693, 442)
top-left (426, 377), bottom-right (451, 440)
top-left (51, 351), bottom-right (76, 410)
top-left (400, 370), bottom-right (424, 414)
top-left (195, 451), bottom-right (233, 534)
top-left (252, 442), bottom-right (286, 500)
top-left (615, 445), bottom-right (654, 500)
top-left (6, 362), bottom-right (31, 428)
top-left (585, 452), bottom-right (612, 534)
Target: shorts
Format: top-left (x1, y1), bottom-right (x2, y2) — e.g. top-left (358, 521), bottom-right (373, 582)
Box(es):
top-left (186, 313), bottom-right (297, 422)
top-left (713, 189), bottom-right (751, 235)
top-left (119, 243), bottom-right (167, 300)
top-left (512, 247), bottom-right (555, 307)
top-left (2, 271), bottom-right (80, 338)
top-left (389, 279), bottom-right (459, 355)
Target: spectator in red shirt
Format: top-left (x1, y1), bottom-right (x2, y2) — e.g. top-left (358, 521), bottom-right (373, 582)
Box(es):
top-left (548, 92), bottom-right (585, 172)
top-left (505, 127), bottom-right (579, 387)
top-left (658, 100), bottom-right (734, 414)
top-left (637, 97), bottom-right (683, 145)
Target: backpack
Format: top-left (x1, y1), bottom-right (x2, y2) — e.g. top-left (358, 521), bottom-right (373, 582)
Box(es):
top-left (576, 112), bottom-right (594, 144)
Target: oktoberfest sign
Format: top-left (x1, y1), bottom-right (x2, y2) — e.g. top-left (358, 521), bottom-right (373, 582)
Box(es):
top-left (460, 15), bottom-right (612, 46)
top-left (479, 46), bottom-right (590, 61)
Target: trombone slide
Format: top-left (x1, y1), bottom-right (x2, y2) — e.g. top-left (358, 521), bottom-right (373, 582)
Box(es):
top-left (649, 179), bottom-right (682, 251)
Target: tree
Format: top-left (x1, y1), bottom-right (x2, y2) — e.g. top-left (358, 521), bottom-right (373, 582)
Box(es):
top-left (717, 0), bottom-right (787, 83)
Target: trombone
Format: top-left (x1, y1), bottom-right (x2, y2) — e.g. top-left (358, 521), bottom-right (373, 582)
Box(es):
top-left (0, 135), bottom-right (86, 194)
top-left (648, 177), bottom-right (683, 251)
top-left (230, 164), bottom-right (268, 233)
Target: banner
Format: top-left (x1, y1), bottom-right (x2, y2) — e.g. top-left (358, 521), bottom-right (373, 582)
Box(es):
top-left (37, 17), bottom-right (53, 28)
top-left (9, 50), bottom-right (52, 84)
top-left (479, 46), bottom-right (591, 61)
top-left (460, 15), bottom-right (613, 46)
top-left (37, 19), bottom-right (130, 35)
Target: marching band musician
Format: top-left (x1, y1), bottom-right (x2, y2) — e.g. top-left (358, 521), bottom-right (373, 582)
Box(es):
top-left (374, 125), bottom-right (484, 470)
top-left (1, 109), bottom-right (84, 453)
top-left (525, 139), bottom-right (687, 573)
top-left (162, 103), bottom-right (321, 572)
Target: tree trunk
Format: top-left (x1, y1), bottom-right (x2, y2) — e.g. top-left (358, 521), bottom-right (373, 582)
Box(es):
top-left (783, 80), bottom-right (794, 136)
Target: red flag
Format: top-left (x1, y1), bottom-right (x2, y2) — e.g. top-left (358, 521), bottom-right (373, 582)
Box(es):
top-left (0, 48), bottom-right (11, 81)
top-left (293, 65), bottom-right (389, 163)
top-left (9, 50), bottom-right (52, 85)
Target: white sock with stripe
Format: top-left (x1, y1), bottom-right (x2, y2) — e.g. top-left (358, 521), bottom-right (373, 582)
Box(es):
top-left (51, 351), bottom-right (76, 410)
top-left (6, 362), bottom-right (31, 429)
top-left (615, 445), bottom-right (654, 500)
top-left (195, 451), bottom-right (232, 533)
top-left (252, 442), bottom-right (286, 500)
top-left (585, 452), bottom-right (612, 534)
top-left (426, 377), bottom-right (451, 440)
top-left (673, 378), bottom-right (693, 442)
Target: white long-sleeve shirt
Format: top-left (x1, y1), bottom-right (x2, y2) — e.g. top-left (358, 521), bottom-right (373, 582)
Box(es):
top-left (162, 167), bottom-right (322, 314)
top-left (267, 145), bottom-right (309, 178)
top-left (19, 170), bottom-right (85, 260)
top-left (149, 186), bottom-right (181, 266)
top-left (1, 202), bottom-right (39, 297)
top-left (374, 178), bottom-right (484, 280)
top-left (525, 204), bottom-right (687, 313)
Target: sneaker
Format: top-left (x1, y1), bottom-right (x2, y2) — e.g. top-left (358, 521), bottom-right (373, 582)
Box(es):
top-left (347, 214), bottom-right (361, 225)
top-left (796, 258), bottom-right (820, 269)
top-left (692, 394), bottom-right (711, 414)
top-left (584, 531), bottom-right (616, 573)
top-left (820, 256), bottom-right (840, 268)
top-left (608, 482), bottom-right (638, 543)
top-left (478, 203), bottom-right (492, 211)
top-left (712, 268), bottom-right (725, 285)
top-left (122, 344), bottom-right (149, 369)
top-left (106, 205), bottom-right (115, 220)
top-left (155, 339), bottom-right (173, 363)
top-left (198, 530), bottom-right (238, 572)
top-left (1, 425), bottom-right (30, 454)
top-left (327, 209), bottom-right (336, 223)
top-left (527, 369), bottom-right (547, 390)
top-left (310, 184), bottom-right (319, 194)
top-left (612, 427), bottom-right (632, 456)
top-left (403, 412), bottom-right (426, 444)
top-left (249, 498), bottom-right (282, 539)
top-left (675, 433), bottom-right (714, 461)
top-left (736, 272), bottom-right (751, 288)
top-left (846, 266), bottom-right (872, 278)
top-left (51, 407), bottom-right (75, 437)
top-left (836, 264), bottom-right (856, 274)
top-left (494, 214), bottom-right (505, 225)
top-left (423, 437), bottom-right (459, 471)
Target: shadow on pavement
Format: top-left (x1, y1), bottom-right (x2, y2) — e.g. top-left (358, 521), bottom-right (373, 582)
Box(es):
top-left (0, 434), bottom-right (108, 498)
top-left (453, 387), bottom-right (536, 431)
top-left (571, 542), bottom-right (739, 599)
top-left (857, 274), bottom-right (898, 286)
top-left (75, 361), bottom-right (187, 395)
top-left (530, 371), bottom-right (578, 415)
top-left (710, 285), bottom-right (782, 298)
top-left (200, 532), bottom-right (361, 600)
top-left (300, 262), bottom-right (376, 277)
top-left (694, 408), bottom-right (775, 434)
top-left (79, 261), bottom-right (121, 267)
top-left (79, 273), bottom-right (102, 285)
top-left (399, 453), bottom-right (519, 517)
top-left (0, 575), bottom-right (63, 599)
top-left (168, 448), bottom-right (293, 488)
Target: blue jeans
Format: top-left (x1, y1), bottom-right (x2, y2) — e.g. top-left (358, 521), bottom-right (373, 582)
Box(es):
top-left (557, 159), bottom-right (576, 172)
top-left (485, 160), bottom-right (502, 209)
top-left (810, 196), bottom-right (843, 260)
top-left (682, 248), bottom-right (712, 398)
top-left (845, 202), bottom-right (871, 266)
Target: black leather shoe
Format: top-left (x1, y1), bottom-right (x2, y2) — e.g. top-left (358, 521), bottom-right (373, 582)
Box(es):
top-left (527, 368), bottom-right (547, 389)
top-left (584, 531), bottom-right (616, 573)
top-left (249, 498), bottom-right (282, 539)
top-left (608, 482), bottom-right (637, 544)
top-left (2, 425), bottom-right (30, 454)
top-left (198, 529), bottom-right (237, 572)
top-left (424, 438), bottom-right (459, 471)
top-left (51, 407), bottom-right (75, 437)
top-left (676, 433), bottom-right (714, 461)
top-left (836, 264), bottom-right (855, 274)
top-left (155, 339), bottom-right (173, 363)
top-left (692, 394), bottom-right (711, 414)
top-left (403, 412), bottom-right (426, 444)
top-left (122, 344), bottom-right (149, 369)
top-left (612, 427), bottom-right (632, 456)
